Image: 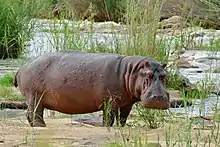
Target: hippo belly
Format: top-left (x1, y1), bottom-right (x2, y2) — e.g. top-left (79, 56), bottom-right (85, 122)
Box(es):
top-left (42, 90), bottom-right (103, 114)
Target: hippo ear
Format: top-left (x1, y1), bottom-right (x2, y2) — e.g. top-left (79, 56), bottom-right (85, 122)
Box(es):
top-left (138, 61), bottom-right (149, 69)
top-left (161, 63), bottom-right (167, 69)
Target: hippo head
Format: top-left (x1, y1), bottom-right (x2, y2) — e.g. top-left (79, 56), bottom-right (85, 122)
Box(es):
top-left (134, 60), bottom-right (170, 109)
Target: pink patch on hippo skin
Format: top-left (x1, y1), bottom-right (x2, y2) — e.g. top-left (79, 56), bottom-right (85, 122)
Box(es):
top-left (146, 71), bottom-right (153, 79)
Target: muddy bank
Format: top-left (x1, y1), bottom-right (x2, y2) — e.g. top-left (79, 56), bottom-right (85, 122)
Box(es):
top-left (0, 117), bottom-right (219, 147)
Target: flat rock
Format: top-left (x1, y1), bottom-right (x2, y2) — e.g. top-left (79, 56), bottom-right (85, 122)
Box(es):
top-left (168, 90), bottom-right (193, 108)
top-left (169, 90), bottom-right (181, 99)
top-left (190, 116), bottom-right (215, 130)
top-left (0, 101), bottom-right (27, 110)
top-left (174, 57), bottom-right (199, 68)
top-left (159, 16), bottom-right (187, 29)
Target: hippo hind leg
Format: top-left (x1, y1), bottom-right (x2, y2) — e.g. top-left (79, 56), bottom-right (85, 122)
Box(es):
top-left (25, 93), bottom-right (46, 127)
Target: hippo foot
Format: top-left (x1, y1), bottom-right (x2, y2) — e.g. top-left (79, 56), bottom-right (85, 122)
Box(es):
top-left (102, 105), bottom-right (132, 127)
top-left (102, 117), bottom-right (126, 127)
top-left (32, 121), bottom-right (47, 127)
top-left (28, 118), bottom-right (47, 127)
top-left (26, 112), bottom-right (46, 127)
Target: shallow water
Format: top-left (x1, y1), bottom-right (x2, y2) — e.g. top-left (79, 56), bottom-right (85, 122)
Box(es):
top-left (169, 49), bottom-right (220, 116)
top-left (1, 19), bottom-right (220, 118)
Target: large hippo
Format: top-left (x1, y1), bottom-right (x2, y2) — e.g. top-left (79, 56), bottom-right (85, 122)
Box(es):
top-left (13, 51), bottom-right (169, 127)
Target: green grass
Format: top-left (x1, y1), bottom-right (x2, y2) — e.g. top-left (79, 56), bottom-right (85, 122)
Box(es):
top-left (0, 73), bottom-right (14, 87)
top-left (0, 0), bottom-right (53, 59)
top-left (0, 85), bottom-right (13, 98)
top-left (0, 72), bottom-right (23, 100)
top-left (194, 37), bottom-right (220, 51)
top-left (0, 84), bottom-right (23, 101)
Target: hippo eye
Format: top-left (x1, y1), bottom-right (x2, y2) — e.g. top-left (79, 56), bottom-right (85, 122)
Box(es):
top-left (146, 72), bottom-right (153, 79)
top-left (159, 74), bottom-right (166, 80)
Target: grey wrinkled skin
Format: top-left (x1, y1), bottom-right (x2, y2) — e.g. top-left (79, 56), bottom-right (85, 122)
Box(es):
top-left (14, 50), bottom-right (169, 127)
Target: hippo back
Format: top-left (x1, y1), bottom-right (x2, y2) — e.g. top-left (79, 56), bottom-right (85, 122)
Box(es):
top-left (17, 51), bottom-right (128, 108)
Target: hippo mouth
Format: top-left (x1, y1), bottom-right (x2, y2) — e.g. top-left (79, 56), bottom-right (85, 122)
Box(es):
top-left (140, 96), bottom-right (170, 110)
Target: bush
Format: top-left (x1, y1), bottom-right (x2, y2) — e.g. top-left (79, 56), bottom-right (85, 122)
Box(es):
top-left (0, 0), bottom-right (53, 59)
top-left (0, 73), bottom-right (14, 87)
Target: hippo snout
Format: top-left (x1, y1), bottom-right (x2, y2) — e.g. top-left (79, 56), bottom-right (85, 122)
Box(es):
top-left (140, 93), bottom-right (170, 110)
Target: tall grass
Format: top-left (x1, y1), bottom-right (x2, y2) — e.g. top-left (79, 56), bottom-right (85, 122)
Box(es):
top-left (0, 72), bottom-right (24, 100)
top-left (0, 0), bottom-right (53, 59)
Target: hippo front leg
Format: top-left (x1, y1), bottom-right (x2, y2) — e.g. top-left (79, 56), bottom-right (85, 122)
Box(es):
top-left (102, 108), bottom-right (118, 127)
top-left (117, 104), bottom-right (133, 127)
top-left (102, 104), bottom-right (133, 127)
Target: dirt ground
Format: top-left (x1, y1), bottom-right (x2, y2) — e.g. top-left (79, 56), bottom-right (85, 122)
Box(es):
top-left (0, 109), bottom-right (219, 147)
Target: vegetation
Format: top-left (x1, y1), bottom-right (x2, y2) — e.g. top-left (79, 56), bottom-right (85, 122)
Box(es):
top-left (0, 73), bottom-right (14, 87)
top-left (0, 73), bottom-right (23, 101)
top-left (0, 0), bottom-right (53, 59)
top-left (55, 0), bottom-right (220, 29)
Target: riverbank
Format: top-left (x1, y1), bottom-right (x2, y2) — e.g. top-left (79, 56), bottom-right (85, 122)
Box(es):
top-left (1, 113), bottom-right (219, 146)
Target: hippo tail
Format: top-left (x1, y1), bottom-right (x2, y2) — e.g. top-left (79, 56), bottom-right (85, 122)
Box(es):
top-left (13, 68), bottom-right (20, 88)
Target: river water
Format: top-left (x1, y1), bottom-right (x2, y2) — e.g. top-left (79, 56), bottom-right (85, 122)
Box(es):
top-left (1, 19), bottom-right (220, 118)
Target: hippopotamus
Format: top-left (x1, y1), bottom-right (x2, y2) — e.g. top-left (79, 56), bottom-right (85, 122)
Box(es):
top-left (13, 51), bottom-right (170, 127)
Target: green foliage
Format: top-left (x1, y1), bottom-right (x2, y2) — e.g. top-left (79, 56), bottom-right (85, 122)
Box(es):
top-left (0, 72), bottom-right (24, 100)
top-left (0, 73), bottom-right (14, 87)
top-left (0, 0), bottom-right (53, 59)
top-left (195, 38), bottom-right (220, 51)
top-left (181, 80), bottom-right (213, 99)
top-left (131, 103), bottom-right (167, 129)
top-left (0, 85), bottom-right (13, 98)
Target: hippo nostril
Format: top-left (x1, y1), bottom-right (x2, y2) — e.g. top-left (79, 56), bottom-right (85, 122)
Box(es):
top-left (150, 95), bottom-right (168, 101)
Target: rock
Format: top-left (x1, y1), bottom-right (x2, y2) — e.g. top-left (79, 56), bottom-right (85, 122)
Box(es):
top-left (169, 90), bottom-right (181, 98)
top-left (178, 73), bottom-right (197, 90)
top-left (171, 48), bottom-right (186, 56)
top-left (166, 68), bottom-right (198, 93)
top-left (79, 21), bottom-right (125, 33)
top-left (193, 52), bottom-right (210, 61)
top-left (190, 116), bottom-right (215, 130)
top-left (0, 101), bottom-right (27, 110)
top-left (174, 57), bottom-right (199, 68)
top-left (159, 16), bottom-right (187, 29)
top-left (168, 90), bottom-right (193, 108)
top-left (170, 98), bottom-right (192, 108)
top-left (211, 87), bottom-right (220, 95)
